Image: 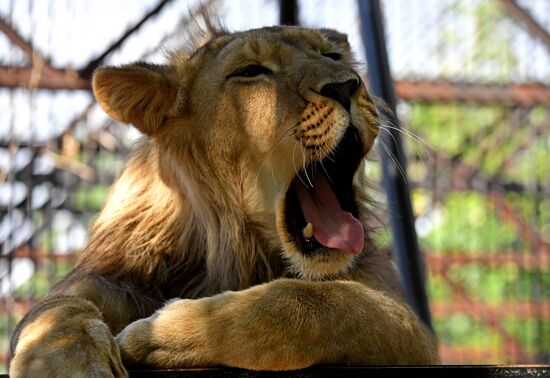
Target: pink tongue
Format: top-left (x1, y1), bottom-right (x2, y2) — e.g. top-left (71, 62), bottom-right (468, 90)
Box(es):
top-left (294, 173), bottom-right (364, 255)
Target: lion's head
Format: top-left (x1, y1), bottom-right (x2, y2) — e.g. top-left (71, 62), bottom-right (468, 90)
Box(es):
top-left (92, 26), bottom-right (379, 285)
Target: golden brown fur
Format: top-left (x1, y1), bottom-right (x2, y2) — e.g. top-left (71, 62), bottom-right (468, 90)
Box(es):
top-left (10, 26), bottom-right (438, 377)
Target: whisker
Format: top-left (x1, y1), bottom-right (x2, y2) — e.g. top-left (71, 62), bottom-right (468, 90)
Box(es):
top-left (299, 142), bottom-right (313, 188)
top-left (379, 123), bottom-right (433, 150)
top-left (378, 124), bottom-right (433, 169)
top-left (275, 122), bottom-right (300, 147)
top-left (319, 157), bottom-right (332, 183)
top-left (292, 141), bottom-right (309, 188)
top-left (253, 158), bottom-right (268, 190)
top-left (376, 138), bottom-right (408, 184)
top-left (327, 140), bottom-right (342, 163)
top-left (372, 95), bottom-right (433, 152)
top-left (378, 127), bottom-right (401, 156)
top-left (271, 167), bottom-right (277, 186)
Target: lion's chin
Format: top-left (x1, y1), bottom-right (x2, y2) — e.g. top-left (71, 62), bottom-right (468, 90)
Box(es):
top-left (280, 125), bottom-right (366, 276)
top-left (280, 245), bottom-right (357, 279)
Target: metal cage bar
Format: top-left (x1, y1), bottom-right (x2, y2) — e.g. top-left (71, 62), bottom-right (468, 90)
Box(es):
top-left (357, 0), bottom-right (433, 330)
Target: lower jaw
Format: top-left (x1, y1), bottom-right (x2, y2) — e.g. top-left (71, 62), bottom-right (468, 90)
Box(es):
top-left (282, 244), bottom-right (356, 279)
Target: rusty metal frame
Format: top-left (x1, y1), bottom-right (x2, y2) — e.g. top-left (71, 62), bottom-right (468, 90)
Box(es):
top-left (0, 0), bottom-right (175, 90)
top-left (499, 0), bottom-right (550, 54)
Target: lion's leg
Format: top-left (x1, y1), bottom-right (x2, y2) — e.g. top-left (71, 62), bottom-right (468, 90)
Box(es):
top-left (10, 270), bottom-right (156, 378)
top-left (10, 296), bottom-right (127, 378)
top-left (117, 278), bottom-right (439, 370)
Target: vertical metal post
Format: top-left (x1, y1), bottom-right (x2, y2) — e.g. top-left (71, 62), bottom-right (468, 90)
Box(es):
top-left (357, 0), bottom-right (433, 330)
top-left (279, 0), bottom-right (298, 26)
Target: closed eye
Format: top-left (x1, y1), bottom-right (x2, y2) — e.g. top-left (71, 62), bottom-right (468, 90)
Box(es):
top-left (323, 52), bottom-right (343, 61)
top-left (227, 64), bottom-right (272, 79)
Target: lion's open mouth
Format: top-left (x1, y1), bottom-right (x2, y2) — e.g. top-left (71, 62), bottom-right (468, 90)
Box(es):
top-left (284, 126), bottom-right (365, 256)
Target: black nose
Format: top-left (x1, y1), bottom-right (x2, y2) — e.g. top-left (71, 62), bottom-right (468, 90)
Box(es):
top-left (320, 78), bottom-right (360, 112)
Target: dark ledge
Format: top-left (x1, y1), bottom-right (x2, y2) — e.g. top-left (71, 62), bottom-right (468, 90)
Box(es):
top-left (126, 366), bottom-right (550, 378)
top-left (2, 365), bottom-right (549, 377)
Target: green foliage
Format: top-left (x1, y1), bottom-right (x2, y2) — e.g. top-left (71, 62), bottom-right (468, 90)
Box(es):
top-left (439, 0), bottom-right (517, 81)
top-left (470, 0), bottom-right (517, 81)
top-left (427, 274), bottom-right (454, 304)
top-left (93, 151), bottom-right (126, 176)
top-left (513, 139), bottom-right (550, 182)
top-left (445, 264), bottom-right (550, 304)
top-left (407, 102), bottom-right (536, 177)
top-left (434, 314), bottom-right (501, 349)
top-left (403, 1), bottom-right (549, 361)
top-left (421, 191), bottom-right (519, 253)
top-left (503, 317), bottom-right (550, 354)
top-left (506, 194), bottom-right (550, 240)
top-left (72, 184), bottom-right (109, 211)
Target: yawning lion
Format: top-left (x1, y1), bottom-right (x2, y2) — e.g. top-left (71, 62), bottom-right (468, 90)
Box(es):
top-left (10, 26), bottom-right (438, 377)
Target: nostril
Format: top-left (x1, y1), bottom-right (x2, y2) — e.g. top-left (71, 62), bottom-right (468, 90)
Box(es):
top-left (320, 78), bottom-right (360, 112)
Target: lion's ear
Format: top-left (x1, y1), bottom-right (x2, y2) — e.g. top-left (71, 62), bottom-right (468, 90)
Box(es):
top-left (93, 63), bottom-right (178, 135)
top-left (320, 29), bottom-right (350, 52)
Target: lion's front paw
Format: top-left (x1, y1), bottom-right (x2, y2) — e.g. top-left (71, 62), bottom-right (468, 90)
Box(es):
top-left (116, 317), bottom-right (157, 366)
top-left (116, 300), bottom-right (213, 369)
top-left (10, 318), bottom-right (127, 378)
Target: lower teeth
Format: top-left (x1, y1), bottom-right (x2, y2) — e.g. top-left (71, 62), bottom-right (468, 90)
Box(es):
top-left (302, 222), bottom-right (314, 240)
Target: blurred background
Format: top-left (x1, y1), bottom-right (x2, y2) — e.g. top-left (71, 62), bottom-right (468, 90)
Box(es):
top-left (1, 0), bottom-right (549, 371)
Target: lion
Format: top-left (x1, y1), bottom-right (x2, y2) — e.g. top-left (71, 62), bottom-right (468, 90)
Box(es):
top-left (9, 25), bottom-right (438, 377)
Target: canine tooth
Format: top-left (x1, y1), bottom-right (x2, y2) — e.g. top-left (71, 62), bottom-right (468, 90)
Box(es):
top-left (302, 222), bottom-right (314, 240)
